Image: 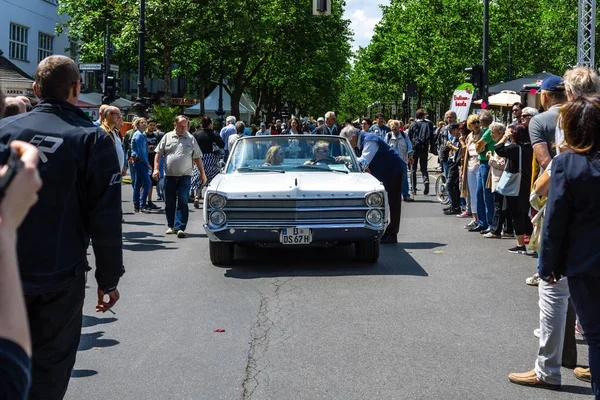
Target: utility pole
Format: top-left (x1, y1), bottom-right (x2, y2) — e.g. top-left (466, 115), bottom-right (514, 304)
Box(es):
top-left (134, 0), bottom-right (147, 116)
top-left (577, 0), bottom-right (596, 69)
top-left (104, 18), bottom-right (111, 94)
top-left (216, 59), bottom-right (224, 131)
top-left (482, 0), bottom-right (490, 105)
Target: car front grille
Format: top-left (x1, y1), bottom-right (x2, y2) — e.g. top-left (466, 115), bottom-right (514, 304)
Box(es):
top-left (222, 198), bottom-right (368, 225)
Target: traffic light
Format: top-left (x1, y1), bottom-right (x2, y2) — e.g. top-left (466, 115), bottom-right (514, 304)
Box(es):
top-left (464, 64), bottom-right (482, 97)
top-left (102, 75), bottom-right (120, 104)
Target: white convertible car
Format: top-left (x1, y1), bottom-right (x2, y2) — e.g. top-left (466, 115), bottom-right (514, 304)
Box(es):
top-left (203, 134), bottom-right (389, 265)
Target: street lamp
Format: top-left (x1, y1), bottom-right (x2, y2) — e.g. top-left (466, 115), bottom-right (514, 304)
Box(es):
top-left (133, 0), bottom-right (146, 117)
top-left (215, 59), bottom-right (225, 131)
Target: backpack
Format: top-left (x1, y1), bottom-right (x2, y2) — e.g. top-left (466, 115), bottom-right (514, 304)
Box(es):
top-left (409, 121), bottom-right (431, 152)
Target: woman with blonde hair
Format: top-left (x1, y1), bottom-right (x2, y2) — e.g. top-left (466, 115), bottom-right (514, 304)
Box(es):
top-left (130, 117), bottom-right (152, 212)
top-left (264, 145), bottom-right (284, 166)
top-left (461, 114), bottom-right (483, 230)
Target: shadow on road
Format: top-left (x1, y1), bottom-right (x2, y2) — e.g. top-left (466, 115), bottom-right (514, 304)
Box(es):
top-left (123, 231), bottom-right (176, 252)
top-left (559, 384), bottom-right (593, 395)
top-left (71, 369), bottom-right (98, 378)
top-left (82, 315), bottom-right (117, 328)
top-left (400, 242), bottom-right (446, 250)
top-left (223, 243), bottom-right (428, 279)
top-left (78, 331), bottom-right (120, 351)
top-left (123, 220), bottom-right (163, 226)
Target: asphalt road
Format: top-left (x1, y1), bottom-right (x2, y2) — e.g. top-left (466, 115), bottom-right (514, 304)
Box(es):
top-left (65, 175), bottom-right (592, 400)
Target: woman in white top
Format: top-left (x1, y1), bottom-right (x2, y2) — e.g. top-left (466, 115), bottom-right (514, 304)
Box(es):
top-left (386, 120), bottom-right (414, 201)
top-left (460, 114), bottom-right (483, 230)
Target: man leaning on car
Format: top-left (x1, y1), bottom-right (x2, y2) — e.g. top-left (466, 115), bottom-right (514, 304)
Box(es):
top-left (340, 117), bottom-right (406, 244)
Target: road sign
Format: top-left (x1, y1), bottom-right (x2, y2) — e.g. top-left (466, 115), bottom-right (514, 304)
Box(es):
top-left (79, 63), bottom-right (102, 71)
top-left (79, 63), bottom-right (119, 73)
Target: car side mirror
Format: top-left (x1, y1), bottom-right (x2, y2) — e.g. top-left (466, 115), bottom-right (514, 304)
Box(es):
top-left (218, 161), bottom-right (226, 171)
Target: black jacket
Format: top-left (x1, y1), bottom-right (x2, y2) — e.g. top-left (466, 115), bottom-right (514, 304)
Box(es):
top-left (313, 124), bottom-right (338, 135)
top-left (0, 99), bottom-right (124, 294)
top-left (540, 151), bottom-right (600, 280)
top-left (192, 129), bottom-right (225, 155)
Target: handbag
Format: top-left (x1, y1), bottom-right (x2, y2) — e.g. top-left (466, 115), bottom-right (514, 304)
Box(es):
top-left (496, 145), bottom-right (522, 197)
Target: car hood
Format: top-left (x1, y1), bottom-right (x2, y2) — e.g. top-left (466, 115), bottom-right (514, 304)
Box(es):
top-left (211, 172), bottom-right (384, 198)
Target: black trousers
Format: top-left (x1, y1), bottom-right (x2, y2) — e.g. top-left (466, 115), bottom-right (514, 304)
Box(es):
top-left (383, 172), bottom-right (403, 236)
top-left (446, 165), bottom-right (460, 208)
top-left (25, 274), bottom-right (86, 400)
top-left (491, 192), bottom-right (513, 235)
top-left (410, 150), bottom-right (429, 192)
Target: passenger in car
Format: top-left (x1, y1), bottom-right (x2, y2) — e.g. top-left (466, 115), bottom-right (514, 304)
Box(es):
top-left (264, 145), bottom-right (284, 166)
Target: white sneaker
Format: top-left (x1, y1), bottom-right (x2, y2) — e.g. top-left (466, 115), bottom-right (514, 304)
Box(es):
top-left (177, 230), bottom-right (186, 238)
top-left (166, 228), bottom-right (176, 234)
top-left (533, 328), bottom-right (541, 338)
top-left (525, 273), bottom-right (540, 286)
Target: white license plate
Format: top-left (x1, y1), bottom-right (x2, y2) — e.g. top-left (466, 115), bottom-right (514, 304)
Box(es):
top-left (280, 228), bottom-right (312, 245)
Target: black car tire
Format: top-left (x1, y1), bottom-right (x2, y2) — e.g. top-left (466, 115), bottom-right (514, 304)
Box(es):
top-left (209, 241), bottom-right (234, 265)
top-left (355, 240), bottom-right (380, 263)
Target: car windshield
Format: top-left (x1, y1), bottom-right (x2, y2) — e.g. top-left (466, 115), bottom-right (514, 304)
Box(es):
top-left (226, 135), bottom-right (360, 173)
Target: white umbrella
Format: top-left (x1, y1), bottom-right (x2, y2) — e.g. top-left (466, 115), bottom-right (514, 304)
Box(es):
top-left (473, 90), bottom-right (521, 107)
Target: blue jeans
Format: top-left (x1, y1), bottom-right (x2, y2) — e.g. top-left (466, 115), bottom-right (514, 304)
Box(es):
top-left (476, 161), bottom-right (494, 228)
top-left (132, 161), bottom-right (151, 209)
top-left (402, 167), bottom-right (409, 199)
top-left (441, 160), bottom-right (449, 179)
top-left (164, 175), bottom-right (191, 231)
top-left (568, 275), bottom-right (600, 399)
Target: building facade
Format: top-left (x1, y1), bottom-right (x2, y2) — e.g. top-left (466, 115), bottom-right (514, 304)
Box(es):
top-left (0, 0), bottom-right (72, 79)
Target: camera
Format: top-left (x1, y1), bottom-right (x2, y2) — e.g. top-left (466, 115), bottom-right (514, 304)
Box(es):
top-left (0, 139), bottom-right (24, 203)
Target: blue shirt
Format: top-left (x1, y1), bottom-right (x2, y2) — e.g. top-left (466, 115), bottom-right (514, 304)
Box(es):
top-left (369, 124), bottom-right (391, 139)
top-left (131, 130), bottom-right (149, 165)
top-left (220, 124), bottom-right (237, 150)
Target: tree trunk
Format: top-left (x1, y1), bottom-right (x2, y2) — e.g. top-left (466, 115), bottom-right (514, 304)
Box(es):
top-left (199, 82), bottom-right (206, 116)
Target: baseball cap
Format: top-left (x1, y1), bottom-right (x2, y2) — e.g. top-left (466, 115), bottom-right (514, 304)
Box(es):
top-left (538, 75), bottom-right (565, 92)
top-left (317, 117), bottom-right (325, 122)
top-left (260, 122), bottom-right (266, 127)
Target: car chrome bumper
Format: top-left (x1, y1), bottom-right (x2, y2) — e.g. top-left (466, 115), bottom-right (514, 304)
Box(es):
top-left (203, 223), bottom-right (385, 244)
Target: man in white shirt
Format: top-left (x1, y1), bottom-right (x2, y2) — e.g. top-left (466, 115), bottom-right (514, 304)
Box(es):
top-left (154, 116), bottom-right (206, 238)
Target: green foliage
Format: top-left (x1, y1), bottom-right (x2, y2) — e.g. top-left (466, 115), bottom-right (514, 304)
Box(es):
top-left (150, 105), bottom-right (179, 132)
top-left (58, 0), bottom-right (352, 119)
top-left (339, 0), bottom-right (594, 119)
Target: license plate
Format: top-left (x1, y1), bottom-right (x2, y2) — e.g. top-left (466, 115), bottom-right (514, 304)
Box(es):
top-left (280, 228), bottom-right (312, 245)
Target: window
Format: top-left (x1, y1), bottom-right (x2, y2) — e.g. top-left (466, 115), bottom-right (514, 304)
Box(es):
top-left (38, 33), bottom-right (53, 63)
top-left (9, 23), bottom-right (29, 61)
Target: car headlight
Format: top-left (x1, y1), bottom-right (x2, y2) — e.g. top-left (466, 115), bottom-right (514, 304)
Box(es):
top-left (365, 209), bottom-right (383, 225)
top-left (209, 194), bottom-right (227, 209)
top-left (209, 210), bottom-right (227, 226)
top-left (366, 192), bottom-right (384, 207)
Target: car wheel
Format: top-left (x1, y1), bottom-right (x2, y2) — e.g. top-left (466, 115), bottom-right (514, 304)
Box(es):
top-left (209, 241), bottom-right (234, 265)
top-left (355, 240), bottom-right (380, 263)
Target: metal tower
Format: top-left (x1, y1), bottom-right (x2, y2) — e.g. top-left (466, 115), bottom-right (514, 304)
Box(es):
top-left (577, 0), bottom-right (596, 69)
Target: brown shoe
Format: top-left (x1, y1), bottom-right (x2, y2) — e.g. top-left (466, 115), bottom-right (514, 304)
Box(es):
top-left (508, 369), bottom-right (560, 390)
top-left (574, 367), bottom-right (591, 383)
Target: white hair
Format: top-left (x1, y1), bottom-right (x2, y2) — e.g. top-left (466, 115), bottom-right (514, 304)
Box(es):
top-left (325, 111), bottom-right (336, 120)
top-left (226, 115), bottom-right (236, 124)
top-left (522, 107), bottom-right (539, 117)
top-left (340, 126), bottom-right (358, 141)
top-left (489, 122), bottom-right (505, 135)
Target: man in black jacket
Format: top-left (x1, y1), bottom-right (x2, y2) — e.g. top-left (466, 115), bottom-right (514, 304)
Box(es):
top-left (313, 111), bottom-right (339, 135)
top-left (0, 55), bottom-right (124, 400)
top-left (407, 109), bottom-right (433, 195)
